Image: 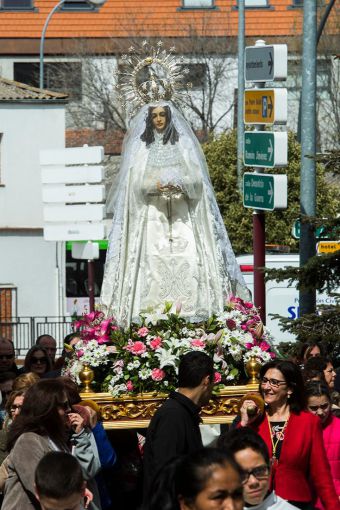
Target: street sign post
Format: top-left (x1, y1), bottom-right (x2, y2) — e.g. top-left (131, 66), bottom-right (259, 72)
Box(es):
top-left (245, 44), bottom-right (287, 82)
top-left (291, 220), bottom-right (337, 240)
top-left (243, 172), bottom-right (287, 211)
top-left (244, 88), bottom-right (287, 125)
top-left (317, 241), bottom-right (340, 254)
top-left (244, 131), bottom-right (287, 168)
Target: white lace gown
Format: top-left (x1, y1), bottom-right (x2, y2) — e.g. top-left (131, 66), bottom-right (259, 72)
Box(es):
top-left (100, 102), bottom-right (249, 326)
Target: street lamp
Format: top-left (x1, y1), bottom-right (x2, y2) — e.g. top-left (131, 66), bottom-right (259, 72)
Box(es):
top-left (39, 0), bottom-right (106, 90)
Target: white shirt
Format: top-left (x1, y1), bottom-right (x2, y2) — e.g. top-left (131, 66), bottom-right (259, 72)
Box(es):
top-left (245, 491), bottom-right (299, 510)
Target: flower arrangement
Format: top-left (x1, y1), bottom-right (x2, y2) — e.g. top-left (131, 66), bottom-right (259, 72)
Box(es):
top-left (64, 297), bottom-right (276, 397)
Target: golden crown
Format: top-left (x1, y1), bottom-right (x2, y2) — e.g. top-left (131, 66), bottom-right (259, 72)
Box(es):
top-left (117, 40), bottom-right (191, 114)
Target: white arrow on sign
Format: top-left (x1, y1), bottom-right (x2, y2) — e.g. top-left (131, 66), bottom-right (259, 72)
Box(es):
top-left (268, 181), bottom-right (274, 204)
top-left (268, 138), bottom-right (273, 160)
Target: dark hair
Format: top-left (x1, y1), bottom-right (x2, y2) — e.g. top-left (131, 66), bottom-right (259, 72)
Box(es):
top-left (36, 334), bottom-right (56, 346)
top-left (303, 356), bottom-right (333, 384)
top-left (57, 376), bottom-right (81, 405)
top-left (35, 452), bottom-right (84, 499)
top-left (218, 427), bottom-right (270, 465)
top-left (0, 338), bottom-right (15, 355)
top-left (177, 448), bottom-right (241, 507)
top-left (178, 351), bottom-right (214, 388)
top-left (259, 359), bottom-right (306, 413)
top-left (297, 342), bottom-right (326, 364)
top-left (24, 345), bottom-right (52, 374)
top-left (305, 380), bottom-right (331, 402)
top-left (5, 389), bottom-right (26, 415)
top-left (140, 105), bottom-right (179, 147)
top-left (146, 448), bottom-right (241, 510)
top-left (7, 379), bottom-right (69, 451)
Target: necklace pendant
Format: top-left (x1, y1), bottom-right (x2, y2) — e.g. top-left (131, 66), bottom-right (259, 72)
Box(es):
top-left (271, 456), bottom-right (279, 468)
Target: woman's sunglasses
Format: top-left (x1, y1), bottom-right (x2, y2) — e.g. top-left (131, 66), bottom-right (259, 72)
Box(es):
top-left (31, 356), bottom-right (48, 364)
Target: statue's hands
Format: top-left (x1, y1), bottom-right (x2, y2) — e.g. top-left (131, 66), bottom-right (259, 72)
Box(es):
top-left (156, 182), bottom-right (182, 195)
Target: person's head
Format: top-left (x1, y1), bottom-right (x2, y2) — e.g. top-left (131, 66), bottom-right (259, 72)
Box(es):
top-left (304, 356), bottom-right (336, 389)
top-left (0, 338), bottom-right (16, 373)
top-left (324, 358), bottom-right (336, 389)
top-left (178, 351), bottom-right (214, 405)
top-left (35, 452), bottom-right (89, 510)
top-left (36, 335), bottom-right (57, 363)
top-left (0, 371), bottom-right (16, 405)
top-left (24, 345), bottom-right (52, 376)
top-left (7, 379), bottom-right (70, 451)
top-left (57, 376), bottom-right (81, 406)
top-left (176, 448), bottom-right (243, 510)
top-left (259, 359), bottom-right (305, 413)
top-left (140, 104), bottom-right (179, 147)
top-left (298, 341), bottom-right (325, 364)
top-left (5, 389), bottom-right (25, 421)
top-left (218, 428), bottom-right (270, 506)
top-left (306, 381), bottom-right (332, 425)
top-left (12, 371), bottom-right (40, 392)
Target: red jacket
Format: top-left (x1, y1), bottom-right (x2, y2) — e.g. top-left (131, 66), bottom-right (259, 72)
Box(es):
top-left (247, 411), bottom-right (340, 509)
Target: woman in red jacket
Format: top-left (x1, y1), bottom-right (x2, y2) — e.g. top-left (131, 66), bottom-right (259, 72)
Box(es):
top-left (306, 380), bottom-right (340, 509)
top-left (239, 359), bottom-right (340, 510)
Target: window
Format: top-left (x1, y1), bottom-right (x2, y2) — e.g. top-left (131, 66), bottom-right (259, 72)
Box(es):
top-left (61, 0), bottom-right (95, 11)
top-left (13, 62), bottom-right (82, 101)
top-left (181, 0), bottom-right (215, 8)
top-left (291, 0), bottom-right (303, 5)
top-left (235, 0), bottom-right (270, 8)
top-left (1, 0), bottom-right (33, 9)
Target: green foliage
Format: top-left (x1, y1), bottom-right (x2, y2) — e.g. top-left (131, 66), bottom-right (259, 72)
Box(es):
top-left (203, 131), bottom-right (340, 254)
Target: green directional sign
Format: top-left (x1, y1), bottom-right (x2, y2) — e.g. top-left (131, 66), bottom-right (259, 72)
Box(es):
top-left (244, 132), bottom-right (274, 167)
top-left (244, 131), bottom-right (287, 168)
top-left (243, 172), bottom-right (287, 211)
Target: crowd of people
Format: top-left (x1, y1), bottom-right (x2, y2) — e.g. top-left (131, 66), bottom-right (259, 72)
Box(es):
top-left (0, 336), bottom-right (338, 510)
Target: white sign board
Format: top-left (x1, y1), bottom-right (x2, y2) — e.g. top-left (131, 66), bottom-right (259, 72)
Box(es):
top-left (245, 44), bottom-right (287, 82)
top-left (40, 146), bottom-right (106, 242)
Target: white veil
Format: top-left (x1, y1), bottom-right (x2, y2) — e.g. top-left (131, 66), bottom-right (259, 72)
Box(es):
top-left (101, 101), bottom-right (250, 323)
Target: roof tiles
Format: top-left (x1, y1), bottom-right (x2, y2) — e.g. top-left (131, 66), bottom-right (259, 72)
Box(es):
top-left (0, 77), bottom-right (68, 101)
top-left (0, 1), bottom-right (338, 42)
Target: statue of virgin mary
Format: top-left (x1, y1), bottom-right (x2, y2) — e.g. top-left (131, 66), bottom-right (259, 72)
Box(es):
top-left (100, 45), bottom-right (249, 326)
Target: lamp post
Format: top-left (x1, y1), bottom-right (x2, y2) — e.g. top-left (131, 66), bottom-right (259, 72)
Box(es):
top-left (39, 0), bottom-right (106, 90)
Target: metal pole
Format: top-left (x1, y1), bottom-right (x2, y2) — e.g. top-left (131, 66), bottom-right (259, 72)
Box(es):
top-left (88, 260), bottom-right (95, 313)
top-left (39, 0), bottom-right (65, 90)
top-left (299, 0), bottom-right (317, 316)
top-left (237, 0), bottom-right (245, 193)
top-left (252, 40), bottom-right (266, 324)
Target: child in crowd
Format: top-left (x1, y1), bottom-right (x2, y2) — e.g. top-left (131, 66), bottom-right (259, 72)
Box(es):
top-left (35, 451), bottom-right (93, 510)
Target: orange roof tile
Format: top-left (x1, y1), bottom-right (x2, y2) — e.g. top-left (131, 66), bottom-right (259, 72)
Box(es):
top-left (0, 0), bottom-right (338, 42)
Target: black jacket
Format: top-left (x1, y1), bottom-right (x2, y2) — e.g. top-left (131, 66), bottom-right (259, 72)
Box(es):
top-left (143, 391), bottom-right (203, 500)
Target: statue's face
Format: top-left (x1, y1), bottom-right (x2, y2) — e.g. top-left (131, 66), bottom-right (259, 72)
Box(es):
top-left (151, 106), bottom-right (167, 132)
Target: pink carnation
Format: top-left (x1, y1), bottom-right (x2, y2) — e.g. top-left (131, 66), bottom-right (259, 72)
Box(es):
top-left (125, 340), bottom-right (147, 355)
top-left (137, 327), bottom-right (149, 337)
top-left (214, 372), bottom-right (222, 383)
top-left (150, 337), bottom-right (162, 350)
top-left (151, 368), bottom-right (165, 381)
top-left (190, 339), bottom-right (205, 348)
top-left (126, 380), bottom-right (134, 392)
top-left (244, 301), bottom-right (254, 309)
top-left (76, 349), bottom-right (84, 358)
top-left (260, 341), bottom-right (270, 352)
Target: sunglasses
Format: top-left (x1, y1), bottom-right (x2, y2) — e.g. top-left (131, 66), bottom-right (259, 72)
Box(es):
top-left (308, 403), bottom-right (330, 412)
top-left (0, 354), bottom-right (14, 360)
top-left (31, 356), bottom-right (48, 364)
top-left (10, 404), bottom-right (22, 413)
